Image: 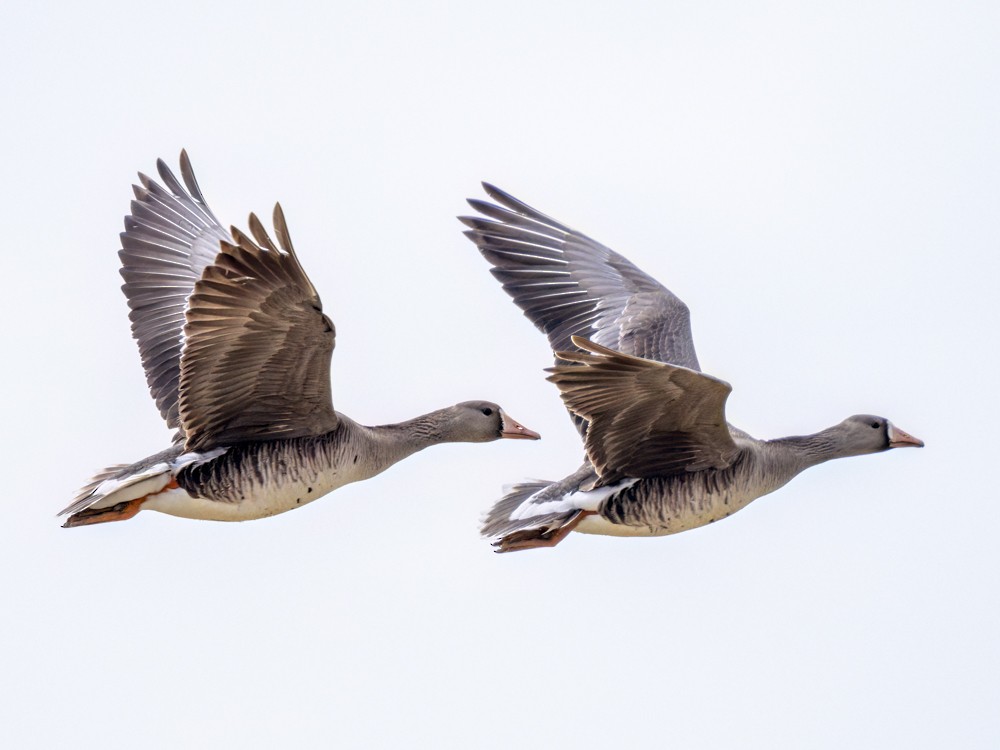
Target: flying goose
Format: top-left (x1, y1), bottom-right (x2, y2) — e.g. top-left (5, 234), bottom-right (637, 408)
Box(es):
top-left (461, 184), bottom-right (922, 552)
top-left (60, 154), bottom-right (539, 528)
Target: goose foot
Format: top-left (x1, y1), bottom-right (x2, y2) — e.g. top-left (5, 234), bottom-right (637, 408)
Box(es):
top-left (62, 478), bottom-right (182, 528)
top-left (62, 497), bottom-right (146, 527)
top-left (494, 510), bottom-right (594, 553)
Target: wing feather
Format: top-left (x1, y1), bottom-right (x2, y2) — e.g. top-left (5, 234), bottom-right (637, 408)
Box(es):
top-left (546, 337), bottom-right (738, 485)
top-left (119, 152), bottom-right (231, 434)
top-left (177, 206), bottom-right (338, 451)
top-left (461, 183), bottom-right (700, 370)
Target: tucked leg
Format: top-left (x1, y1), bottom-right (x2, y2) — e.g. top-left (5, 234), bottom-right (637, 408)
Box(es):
top-left (495, 510), bottom-right (595, 553)
top-left (62, 479), bottom-right (180, 528)
top-left (62, 497), bottom-right (146, 528)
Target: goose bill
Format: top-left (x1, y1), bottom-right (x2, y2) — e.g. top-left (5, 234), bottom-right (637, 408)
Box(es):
top-left (888, 423), bottom-right (924, 448)
top-left (500, 412), bottom-right (541, 440)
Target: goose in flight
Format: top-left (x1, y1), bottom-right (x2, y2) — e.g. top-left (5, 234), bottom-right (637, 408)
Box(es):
top-left (461, 184), bottom-right (922, 552)
top-left (61, 154), bottom-right (539, 528)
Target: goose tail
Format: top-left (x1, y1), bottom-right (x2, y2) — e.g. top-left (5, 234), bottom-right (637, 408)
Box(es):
top-left (60, 461), bottom-right (177, 527)
top-left (60, 446), bottom-right (229, 527)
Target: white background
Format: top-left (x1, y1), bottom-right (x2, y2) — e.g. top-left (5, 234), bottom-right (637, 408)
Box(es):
top-left (2, 1), bottom-right (996, 747)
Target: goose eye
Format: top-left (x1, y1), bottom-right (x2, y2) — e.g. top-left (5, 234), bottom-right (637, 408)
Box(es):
top-left (870, 421), bottom-right (880, 429)
top-left (481, 408), bottom-right (494, 416)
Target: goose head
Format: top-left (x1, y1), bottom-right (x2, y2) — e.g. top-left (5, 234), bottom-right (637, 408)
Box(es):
top-left (835, 414), bottom-right (924, 456)
top-left (446, 401), bottom-right (542, 442)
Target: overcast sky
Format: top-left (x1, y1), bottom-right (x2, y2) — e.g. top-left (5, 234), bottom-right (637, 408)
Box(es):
top-left (2, 1), bottom-right (997, 748)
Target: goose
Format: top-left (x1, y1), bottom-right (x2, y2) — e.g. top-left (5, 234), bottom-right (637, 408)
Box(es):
top-left (461, 184), bottom-right (922, 552)
top-left (60, 154), bottom-right (539, 528)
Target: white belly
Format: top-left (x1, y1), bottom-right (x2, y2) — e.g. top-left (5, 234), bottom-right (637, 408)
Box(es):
top-left (575, 514), bottom-right (677, 537)
top-left (575, 484), bottom-right (768, 537)
top-left (142, 470), bottom-right (360, 522)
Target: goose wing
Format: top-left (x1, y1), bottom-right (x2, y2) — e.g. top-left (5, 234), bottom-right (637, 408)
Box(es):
top-left (119, 151), bottom-right (231, 436)
top-left (178, 205), bottom-right (339, 452)
top-left (546, 337), bottom-right (738, 486)
top-left (461, 183), bottom-right (700, 371)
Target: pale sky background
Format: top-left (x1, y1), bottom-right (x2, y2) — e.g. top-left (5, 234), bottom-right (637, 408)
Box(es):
top-left (2, 1), bottom-right (997, 747)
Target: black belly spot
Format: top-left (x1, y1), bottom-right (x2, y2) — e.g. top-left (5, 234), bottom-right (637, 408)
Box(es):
top-left (296, 498), bottom-right (301, 504)
top-left (353, 454), bottom-right (359, 464)
top-left (308, 487), bottom-right (313, 493)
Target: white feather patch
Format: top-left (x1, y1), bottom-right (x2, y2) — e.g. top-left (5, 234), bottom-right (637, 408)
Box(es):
top-left (509, 478), bottom-right (639, 520)
top-left (564, 478), bottom-right (639, 510)
top-left (509, 487), bottom-right (552, 520)
top-left (170, 448), bottom-right (227, 470)
top-left (87, 463), bottom-right (171, 509)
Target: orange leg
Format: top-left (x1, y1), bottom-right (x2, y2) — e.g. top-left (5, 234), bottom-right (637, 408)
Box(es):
top-left (62, 479), bottom-right (179, 528)
top-left (495, 510), bottom-right (595, 553)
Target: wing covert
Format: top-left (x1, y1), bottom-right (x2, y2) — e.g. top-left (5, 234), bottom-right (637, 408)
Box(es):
top-left (546, 337), bottom-right (738, 485)
top-left (177, 205), bottom-right (339, 451)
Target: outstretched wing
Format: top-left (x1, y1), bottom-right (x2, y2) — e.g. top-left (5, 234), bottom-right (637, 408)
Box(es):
top-left (177, 205), bottom-right (339, 452)
top-left (119, 151), bottom-right (231, 436)
top-left (461, 183), bottom-right (701, 370)
top-left (546, 337), bottom-right (738, 486)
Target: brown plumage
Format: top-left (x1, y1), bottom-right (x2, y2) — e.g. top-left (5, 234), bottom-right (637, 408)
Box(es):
top-left (61, 154), bottom-right (540, 528)
top-left (179, 206), bottom-right (338, 451)
top-left (463, 183), bottom-right (923, 552)
top-left (546, 337), bottom-right (738, 485)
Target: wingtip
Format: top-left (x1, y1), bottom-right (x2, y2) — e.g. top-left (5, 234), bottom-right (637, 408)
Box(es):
top-left (481, 181), bottom-right (506, 201)
top-left (155, 157), bottom-right (172, 183)
top-left (272, 203), bottom-right (295, 255)
top-left (178, 149), bottom-right (210, 206)
top-left (247, 212), bottom-right (278, 251)
top-left (481, 182), bottom-right (530, 211)
top-left (457, 215), bottom-right (496, 232)
top-left (179, 148), bottom-right (192, 177)
top-left (465, 198), bottom-right (496, 216)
